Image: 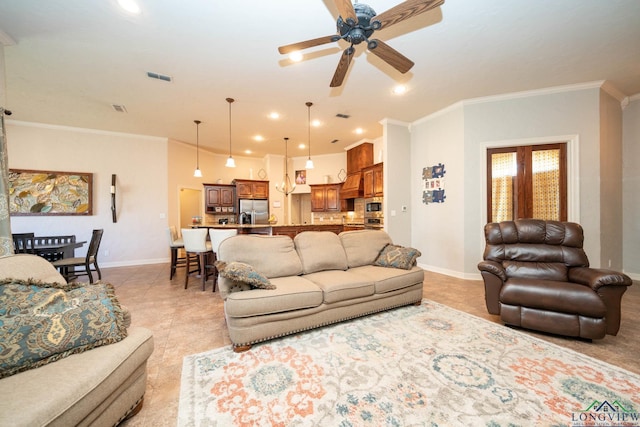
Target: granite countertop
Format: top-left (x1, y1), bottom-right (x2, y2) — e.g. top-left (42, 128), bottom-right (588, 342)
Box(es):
top-left (198, 223), bottom-right (358, 228)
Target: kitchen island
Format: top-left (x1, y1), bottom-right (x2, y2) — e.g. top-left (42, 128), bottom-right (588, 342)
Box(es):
top-left (194, 223), bottom-right (364, 238)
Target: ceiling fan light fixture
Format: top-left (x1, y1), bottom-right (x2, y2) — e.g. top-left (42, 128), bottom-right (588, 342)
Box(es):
top-left (117, 0), bottom-right (141, 15)
top-left (306, 101), bottom-right (314, 169)
top-left (225, 98), bottom-right (236, 168)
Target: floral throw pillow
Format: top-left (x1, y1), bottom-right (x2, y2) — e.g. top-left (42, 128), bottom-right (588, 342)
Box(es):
top-left (374, 244), bottom-right (422, 270)
top-left (0, 278), bottom-right (127, 379)
top-left (215, 261), bottom-right (276, 290)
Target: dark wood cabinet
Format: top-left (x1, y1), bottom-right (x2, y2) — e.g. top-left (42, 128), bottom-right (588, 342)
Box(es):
top-left (204, 184), bottom-right (235, 213)
top-left (310, 184), bottom-right (348, 212)
top-left (363, 163), bottom-right (383, 198)
top-left (346, 142), bottom-right (373, 174)
top-left (234, 179), bottom-right (269, 199)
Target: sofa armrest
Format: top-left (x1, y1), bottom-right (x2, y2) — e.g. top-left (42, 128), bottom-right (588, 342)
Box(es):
top-left (569, 267), bottom-right (632, 291)
top-left (477, 260), bottom-right (507, 282)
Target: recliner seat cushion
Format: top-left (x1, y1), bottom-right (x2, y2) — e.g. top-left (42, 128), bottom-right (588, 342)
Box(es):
top-left (500, 278), bottom-right (606, 318)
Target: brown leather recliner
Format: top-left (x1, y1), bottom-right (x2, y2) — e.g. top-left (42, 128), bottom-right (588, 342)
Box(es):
top-left (477, 219), bottom-right (632, 340)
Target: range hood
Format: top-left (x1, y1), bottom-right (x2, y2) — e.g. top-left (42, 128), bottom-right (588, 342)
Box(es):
top-left (340, 172), bottom-right (363, 199)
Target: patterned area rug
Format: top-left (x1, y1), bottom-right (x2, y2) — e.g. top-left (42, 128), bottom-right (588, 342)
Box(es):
top-left (178, 300), bottom-right (640, 426)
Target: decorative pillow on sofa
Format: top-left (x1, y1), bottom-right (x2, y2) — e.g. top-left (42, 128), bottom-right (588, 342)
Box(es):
top-left (215, 261), bottom-right (276, 290)
top-left (0, 278), bottom-right (127, 379)
top-left (374, 244), bottom-right (422, 270)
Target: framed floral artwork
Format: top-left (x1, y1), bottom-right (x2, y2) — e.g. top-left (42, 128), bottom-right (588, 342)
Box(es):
top-left (8, 169), bottom-right (93, 215)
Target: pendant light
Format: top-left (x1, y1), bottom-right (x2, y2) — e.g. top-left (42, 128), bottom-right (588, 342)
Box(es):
top-left (193, 120), bottom-right (202, 177)
top-left (275, 137), bottom-right (296, 196)
top-left (305, 101), bottom-right (314, 169)
top-left (225, 97), bottom-right (236, 168)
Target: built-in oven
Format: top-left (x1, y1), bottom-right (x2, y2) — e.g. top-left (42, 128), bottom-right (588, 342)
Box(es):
top-left (364, 197), bottom-right (384, 229)
top-left (364, 217), bottom-right (383, 229)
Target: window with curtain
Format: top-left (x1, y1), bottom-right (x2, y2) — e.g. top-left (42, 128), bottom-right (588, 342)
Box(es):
top-left (487, 143), bottom-right (567, 223)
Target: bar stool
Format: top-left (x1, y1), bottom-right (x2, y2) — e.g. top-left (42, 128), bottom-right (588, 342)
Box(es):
top-left (209, 228), bottom-right (238, 292)
top-left (167, 226), bottom-right (197, 280)
top-left (181, 228), bottom-right (214, 291)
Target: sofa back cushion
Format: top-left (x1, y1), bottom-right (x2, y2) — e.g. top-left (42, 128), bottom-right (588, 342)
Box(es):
top-left (0, 254), bottom-right (66, 283)
top-left (483, 219), bottom-right (589, 281)
top-left (217, 235), bottom-right (303, 278)
top-left (339, 230), bottom-right (393, 268)
top-left (294, 231), bottom-right (348, 274)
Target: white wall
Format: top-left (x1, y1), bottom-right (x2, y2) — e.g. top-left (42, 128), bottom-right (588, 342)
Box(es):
top-left (7, 121), bottom-right (168, 267)
top-left (622, 96), bottom-right (640, 277)
top-left (405, 83), bottom-right (629, 277)
top-left (383, 120), bottom-right (412, 247)
top-left (411, 105), bottom-right (466, 277)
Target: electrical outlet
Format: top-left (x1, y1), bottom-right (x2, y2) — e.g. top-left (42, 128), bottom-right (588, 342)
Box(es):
top-left (401, 205), bottom-right (407, 212)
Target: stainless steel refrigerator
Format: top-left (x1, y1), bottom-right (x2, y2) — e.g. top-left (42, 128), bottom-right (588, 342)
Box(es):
top-left (238, 199), bottom-right (269, 224)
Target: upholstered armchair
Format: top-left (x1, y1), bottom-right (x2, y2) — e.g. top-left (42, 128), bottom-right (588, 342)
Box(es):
top-left (477, 219), bottom-right (632, 340)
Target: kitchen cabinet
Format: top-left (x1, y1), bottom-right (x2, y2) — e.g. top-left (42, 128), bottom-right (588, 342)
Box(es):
top-left (310, 184), bottom-right (351, 212)
top-left (363, 163), bottom-right (383, 198)
top-left (234, 179), bottom-right (269, 199)
top-left (204, 184), bottom-right (235, 213)
top-left (346, 142), bottom-right (373, 174)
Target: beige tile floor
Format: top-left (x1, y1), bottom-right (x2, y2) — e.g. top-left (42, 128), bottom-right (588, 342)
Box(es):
top-left (107, 264), bottom-right (639, 426)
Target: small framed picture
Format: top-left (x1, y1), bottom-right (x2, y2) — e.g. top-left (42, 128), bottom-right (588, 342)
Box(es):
top-left (295, 170), bottom-right (306, 185)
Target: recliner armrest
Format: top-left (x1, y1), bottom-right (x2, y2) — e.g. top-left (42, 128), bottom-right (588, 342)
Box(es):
top-left (477, 260), bottom-right (507, 282)
top-left (569, 267), bottom-right (632, 291)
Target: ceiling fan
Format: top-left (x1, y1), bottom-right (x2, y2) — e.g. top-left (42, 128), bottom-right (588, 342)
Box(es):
top-left (278, 0), bottom-right (445, 87)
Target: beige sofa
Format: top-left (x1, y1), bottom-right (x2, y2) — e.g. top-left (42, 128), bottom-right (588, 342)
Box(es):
top-left (217, 230), bottom-right (424, 351)
top-left (0, 254), bottom-right (154, 427)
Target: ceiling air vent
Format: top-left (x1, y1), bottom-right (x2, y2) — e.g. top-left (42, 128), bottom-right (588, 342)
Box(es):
top-left (111, 104), bottom-right (127, 113)
top-left (336, 113), bottom-right (350, 119)
top-left (146, 71), bottom-right (172, 82)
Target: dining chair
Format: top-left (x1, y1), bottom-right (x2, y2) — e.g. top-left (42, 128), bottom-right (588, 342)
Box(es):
top-left (209, 228), bottom-right (238, 292)
top-left (181, 228), bottom-right (214, 291)
top-left (12, 233), bottom-right (35, 254)
top-left (52, 229), bottom-right (104, 283)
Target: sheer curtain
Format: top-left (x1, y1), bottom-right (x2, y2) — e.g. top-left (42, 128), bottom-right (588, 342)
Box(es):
top-left (491, 152), bottom-right (516, 222)
top-left (0, 107), bottom-right (13, 256)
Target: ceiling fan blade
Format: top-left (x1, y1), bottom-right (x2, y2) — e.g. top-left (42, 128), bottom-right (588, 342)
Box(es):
top-left (333, 0), bottom-right (358, 25)
top-left (278, 35), bottom-right (339, 54)
top-left (368, 39), bottom-right (414, 74)
top-left (372, 0), bottom-right (444, 30)
top-left (330, 48), bottom-right (355, 87)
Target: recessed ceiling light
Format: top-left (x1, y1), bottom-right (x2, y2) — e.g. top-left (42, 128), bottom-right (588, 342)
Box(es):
top-left (244, 149), bottom-right (252, 154)
top-left (355, 128), bottom-right (364, 134)
top-left (253, 135), bottom-right (264, 141)
top-left (116, 0), bottom-right (141, 14)
top-left (298, 143), bottom-right (306, 149)
top-left (311, 119), bottom-right (321, 127)
top-left (289, 52), bottom-right (303, 62)
top-left (392, 84), bottom-right (407, 95)
top-left (269, 112), bottom-right (280, 120)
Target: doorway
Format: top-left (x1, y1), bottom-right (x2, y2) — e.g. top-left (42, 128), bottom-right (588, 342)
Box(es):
top-left (487, 143), bottom-right (567, 222)
top-left (179, 188), bottom-right (202, 230)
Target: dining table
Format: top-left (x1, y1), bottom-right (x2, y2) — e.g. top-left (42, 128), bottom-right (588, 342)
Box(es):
top-left (33, 240), bottom-right (86, 261)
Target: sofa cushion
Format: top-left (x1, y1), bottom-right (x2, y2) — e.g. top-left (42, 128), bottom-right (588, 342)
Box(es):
top-left (350, 265), bottom-right (425, 294)
top-left (0, 279), bottom-right (127, 379)
top-left (217, 235), bottom-right (303, 278)
top-left (303, 270), bottom-right (375, 303)
top-left (215, 261), bottom-right (275, 289)
top-left (295, 231), bottom-right (348, 274)
top-left (374, 244), bottom-right (422, 270)
top-left (339, 230), bottom-right (393, 268)
top-left (224, 276), bottom-right (323, 317)
top-left (0, 254), bottom-right (66, 283)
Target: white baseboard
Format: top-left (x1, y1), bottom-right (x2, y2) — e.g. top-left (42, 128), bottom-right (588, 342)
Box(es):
top-left (418, 263), bottom-right (482, 281)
